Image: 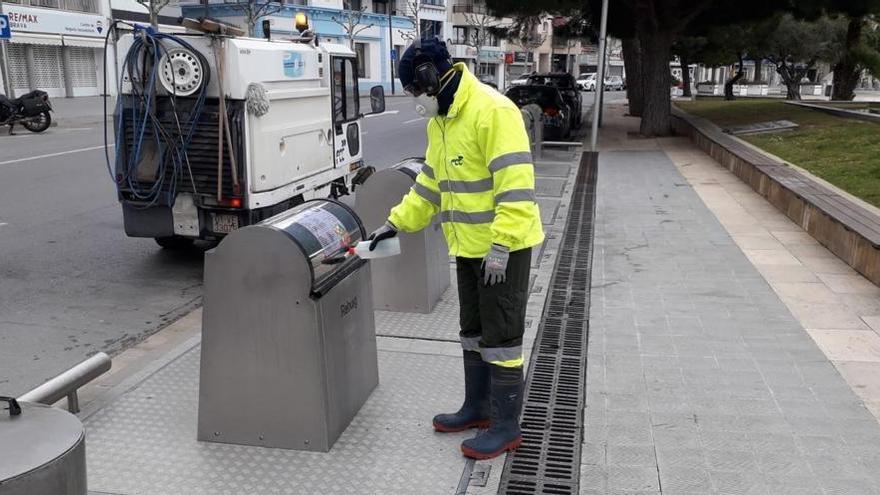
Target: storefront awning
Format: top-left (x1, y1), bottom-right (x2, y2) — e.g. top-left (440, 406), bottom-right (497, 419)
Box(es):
top-left (9, 32), bottom-right (63, 46)
top-left (63, 35), bottom-right (106, 48)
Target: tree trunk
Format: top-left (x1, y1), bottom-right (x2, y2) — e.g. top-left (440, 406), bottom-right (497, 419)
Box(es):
top-left (753, 58), bottom-right (764, 83)
top-left (775, 62), bottom-right (802, 100)
top-left (621, 37), bottom-right (643, 117)
top-left (637, 29), bottom-right (674, 137)
top-left (680, 53), bottom-right (692, 98)
top-left (832, 16), bottom-right (863, 101)
top-left (724, 55), bottom-right (745, 100)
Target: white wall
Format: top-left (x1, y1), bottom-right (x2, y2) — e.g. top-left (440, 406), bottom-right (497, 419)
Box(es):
top-left (111, 0), bottom-right (183, 16)
top-left (310, 0), bottom-right (343, 9)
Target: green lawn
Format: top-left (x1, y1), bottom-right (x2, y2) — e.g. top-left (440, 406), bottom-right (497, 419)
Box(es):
top-left (677, 98), bottom-right (880, 207)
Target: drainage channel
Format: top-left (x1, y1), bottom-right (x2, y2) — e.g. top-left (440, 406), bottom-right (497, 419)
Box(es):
top-left (498, 152), bottom-right (598, 494)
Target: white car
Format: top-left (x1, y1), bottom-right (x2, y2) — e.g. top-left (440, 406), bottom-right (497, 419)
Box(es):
top-left (604, 76), bottom-right (625, 91)
top-left (577, 73), bottom-right (597, 91)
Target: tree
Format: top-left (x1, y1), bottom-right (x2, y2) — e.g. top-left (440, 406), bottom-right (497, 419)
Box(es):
top-left (487, 0), bottom-right (799, 136)
top-left (221, 0), bottom-right (284, 37)
top-left (331, 0), bottom-right (375, 49)
top-left (764, 14), bottom-right (841, 100)
top-left (821, 1), bottom-right (880, 99)
top-left (137, 0), bottom-right (172, 29)
top-left (398, 0), bottom-right (425, 42)
top-left (504, 15), bottom-right (548, 73)
top-left (462, 13), bottom-right (502, 75)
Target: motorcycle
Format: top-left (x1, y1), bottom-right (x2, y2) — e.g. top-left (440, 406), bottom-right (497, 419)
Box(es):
top-left (0, 90), bottom-right (53, 134)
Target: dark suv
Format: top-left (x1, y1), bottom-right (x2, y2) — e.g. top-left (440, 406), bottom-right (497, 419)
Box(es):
top-left (525, 73), bottom-right (583, 129)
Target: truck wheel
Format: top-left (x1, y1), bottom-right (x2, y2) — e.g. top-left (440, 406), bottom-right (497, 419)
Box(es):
top-left (155, 236), bottom-right (195, 250)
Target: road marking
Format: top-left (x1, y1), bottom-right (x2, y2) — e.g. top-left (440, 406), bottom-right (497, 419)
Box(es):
top-left (403, 117), bottom-right (425, 124)
top-left (0, 144), bottom-right (113, 165)
top-left (365, 110), bottom-right (400, 118)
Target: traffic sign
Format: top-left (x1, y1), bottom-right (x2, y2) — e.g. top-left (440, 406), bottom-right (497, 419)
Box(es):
top-left (0, 15), bottom-right (10, 40)
top-left (390, 48), bottom-right (398, 61)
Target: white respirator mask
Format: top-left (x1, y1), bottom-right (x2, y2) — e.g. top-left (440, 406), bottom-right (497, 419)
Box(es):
top-left (411, 69), bottom-right (456, 119)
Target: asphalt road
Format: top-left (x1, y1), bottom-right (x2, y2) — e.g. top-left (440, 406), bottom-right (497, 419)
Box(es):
top-left (0, 90), bottom-right (608, 395)
top-left (0, 96), bottom-right (428, 395)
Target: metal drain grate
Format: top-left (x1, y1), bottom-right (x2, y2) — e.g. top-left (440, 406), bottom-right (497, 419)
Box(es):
top-left (499, 152), bottom-right (598, 494)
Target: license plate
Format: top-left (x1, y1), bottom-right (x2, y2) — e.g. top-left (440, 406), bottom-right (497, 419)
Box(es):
top-left (212, 214), bottom-right (239, 234)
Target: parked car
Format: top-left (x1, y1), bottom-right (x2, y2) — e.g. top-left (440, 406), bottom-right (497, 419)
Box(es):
top-left (604, 75), bottom-right (625, 91)
top-left (577, 73), bottom-right (597, 91)
top-left (504, 85), bottom-right (572, 140)
top-left (507, 72), bottom-right (534, 88)
top-left (524, 73), bottom-right (582, 129)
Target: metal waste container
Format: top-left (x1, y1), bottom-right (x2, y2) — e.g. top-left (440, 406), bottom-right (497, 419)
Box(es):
top-left (0, 399), bottom-right (87, 495)
top-left (198, 199), bottom-right (379, 452)
top-left (355, 158), bottom-right (450, 313)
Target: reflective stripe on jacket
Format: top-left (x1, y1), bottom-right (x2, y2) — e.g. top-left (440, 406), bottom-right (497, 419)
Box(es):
top-left (389, 63), bottom-right (545, 258)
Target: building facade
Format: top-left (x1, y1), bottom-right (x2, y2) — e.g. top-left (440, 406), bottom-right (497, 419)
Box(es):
top-left (0, 0), bottom-right (109, 98)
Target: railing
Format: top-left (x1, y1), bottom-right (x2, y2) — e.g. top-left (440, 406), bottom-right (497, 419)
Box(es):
top-left (4, 0), bottom-right (100, 13)
top-left (18, 352), bottom-right (112, 414)
top-left (452, 3), bottom-right (488, 14)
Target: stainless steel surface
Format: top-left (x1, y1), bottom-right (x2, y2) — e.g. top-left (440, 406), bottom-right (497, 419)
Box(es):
top-left (198, 205), bottom-right (378, 451)
top-left (0, 402), bottom-right (86, 495)
top-left (355, 162), bottom-right (450, 314)
top-left (18, 352), bottom-right (111, 413)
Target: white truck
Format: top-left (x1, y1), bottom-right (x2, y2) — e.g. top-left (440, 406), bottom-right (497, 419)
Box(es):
top-left (113, 26), bottom-right (384, 248)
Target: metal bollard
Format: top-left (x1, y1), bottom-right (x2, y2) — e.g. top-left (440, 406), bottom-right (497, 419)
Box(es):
top-left (18, 352), bottom-right (111, 414)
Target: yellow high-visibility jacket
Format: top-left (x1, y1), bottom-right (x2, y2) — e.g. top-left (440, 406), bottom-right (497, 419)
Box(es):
top-left (389, 64), bottom-right (545, 258)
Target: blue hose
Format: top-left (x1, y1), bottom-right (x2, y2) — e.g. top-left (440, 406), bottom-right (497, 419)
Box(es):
top-left (114, 28), bottom-right (211, 208)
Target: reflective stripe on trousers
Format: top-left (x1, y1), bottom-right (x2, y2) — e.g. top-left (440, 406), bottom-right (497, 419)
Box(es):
top-left (458, 337), bottom-right (524, 369)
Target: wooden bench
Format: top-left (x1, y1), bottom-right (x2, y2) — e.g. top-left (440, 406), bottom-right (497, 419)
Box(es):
top-left (672, 107), bottom-right (880, 286)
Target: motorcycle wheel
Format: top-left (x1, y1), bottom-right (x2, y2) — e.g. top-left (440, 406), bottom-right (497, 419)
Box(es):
top-left (23, 111), bottom-right (51, 133)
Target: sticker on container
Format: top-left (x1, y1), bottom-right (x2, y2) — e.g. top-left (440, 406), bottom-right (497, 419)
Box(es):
top-left (283, 51), bottom-right (305, 78)
top-left (294, 207), bottom-right (350, 256)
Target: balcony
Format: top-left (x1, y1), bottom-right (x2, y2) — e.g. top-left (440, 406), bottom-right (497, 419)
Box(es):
top-left (421, 0), bottom-right (445, 7)
top-left (452, 2), bottom-right (487, 14)
top-left (4, 0), bottom-right (100, 13)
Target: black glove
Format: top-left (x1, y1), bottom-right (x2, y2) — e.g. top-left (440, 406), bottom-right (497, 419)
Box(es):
top-left (368, 221), bottom-right (398, 251)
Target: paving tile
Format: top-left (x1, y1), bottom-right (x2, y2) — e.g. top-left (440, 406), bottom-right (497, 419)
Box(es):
top-left (741, 249), bottom-right (803, 267)
top-left (607, 465), bottom-right (660, 492)
top-left (805, 329), bottom-right (880, 363)
top-left (784, 302), bottom-right (869, 330)
top-left (754, 264), bottom-right (820, 283)
top-left (834, 361), bottom-right (880, 397)
top-left (771, 282), bottom-right (840, 305)
top-left (795, 255), bottom-right (854, 274)
top-left (815, 273), bottom-right (880, 296)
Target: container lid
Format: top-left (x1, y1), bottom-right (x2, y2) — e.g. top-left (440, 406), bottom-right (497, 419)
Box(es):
top-left (0, 401), bottom-right (84, 482)
top-left (262, 199), bottom-right (365, 295)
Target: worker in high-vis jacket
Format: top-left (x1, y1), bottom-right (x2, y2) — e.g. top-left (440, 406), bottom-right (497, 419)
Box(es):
top-left (368, 37), bottom-right (544, 460)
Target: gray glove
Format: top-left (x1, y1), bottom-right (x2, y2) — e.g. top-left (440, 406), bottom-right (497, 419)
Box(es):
top-left (482, 244), bottom-right (510, 286)
top-left (368, 221), bottom-right (398, 251)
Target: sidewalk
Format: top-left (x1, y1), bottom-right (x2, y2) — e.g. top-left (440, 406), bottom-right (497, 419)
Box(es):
top-left (51, 96), bottom-right (115, 126)
top-left (76, 145), bottom-right (583, 495)
top-left (582, 105), bottom-right (880, 494)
